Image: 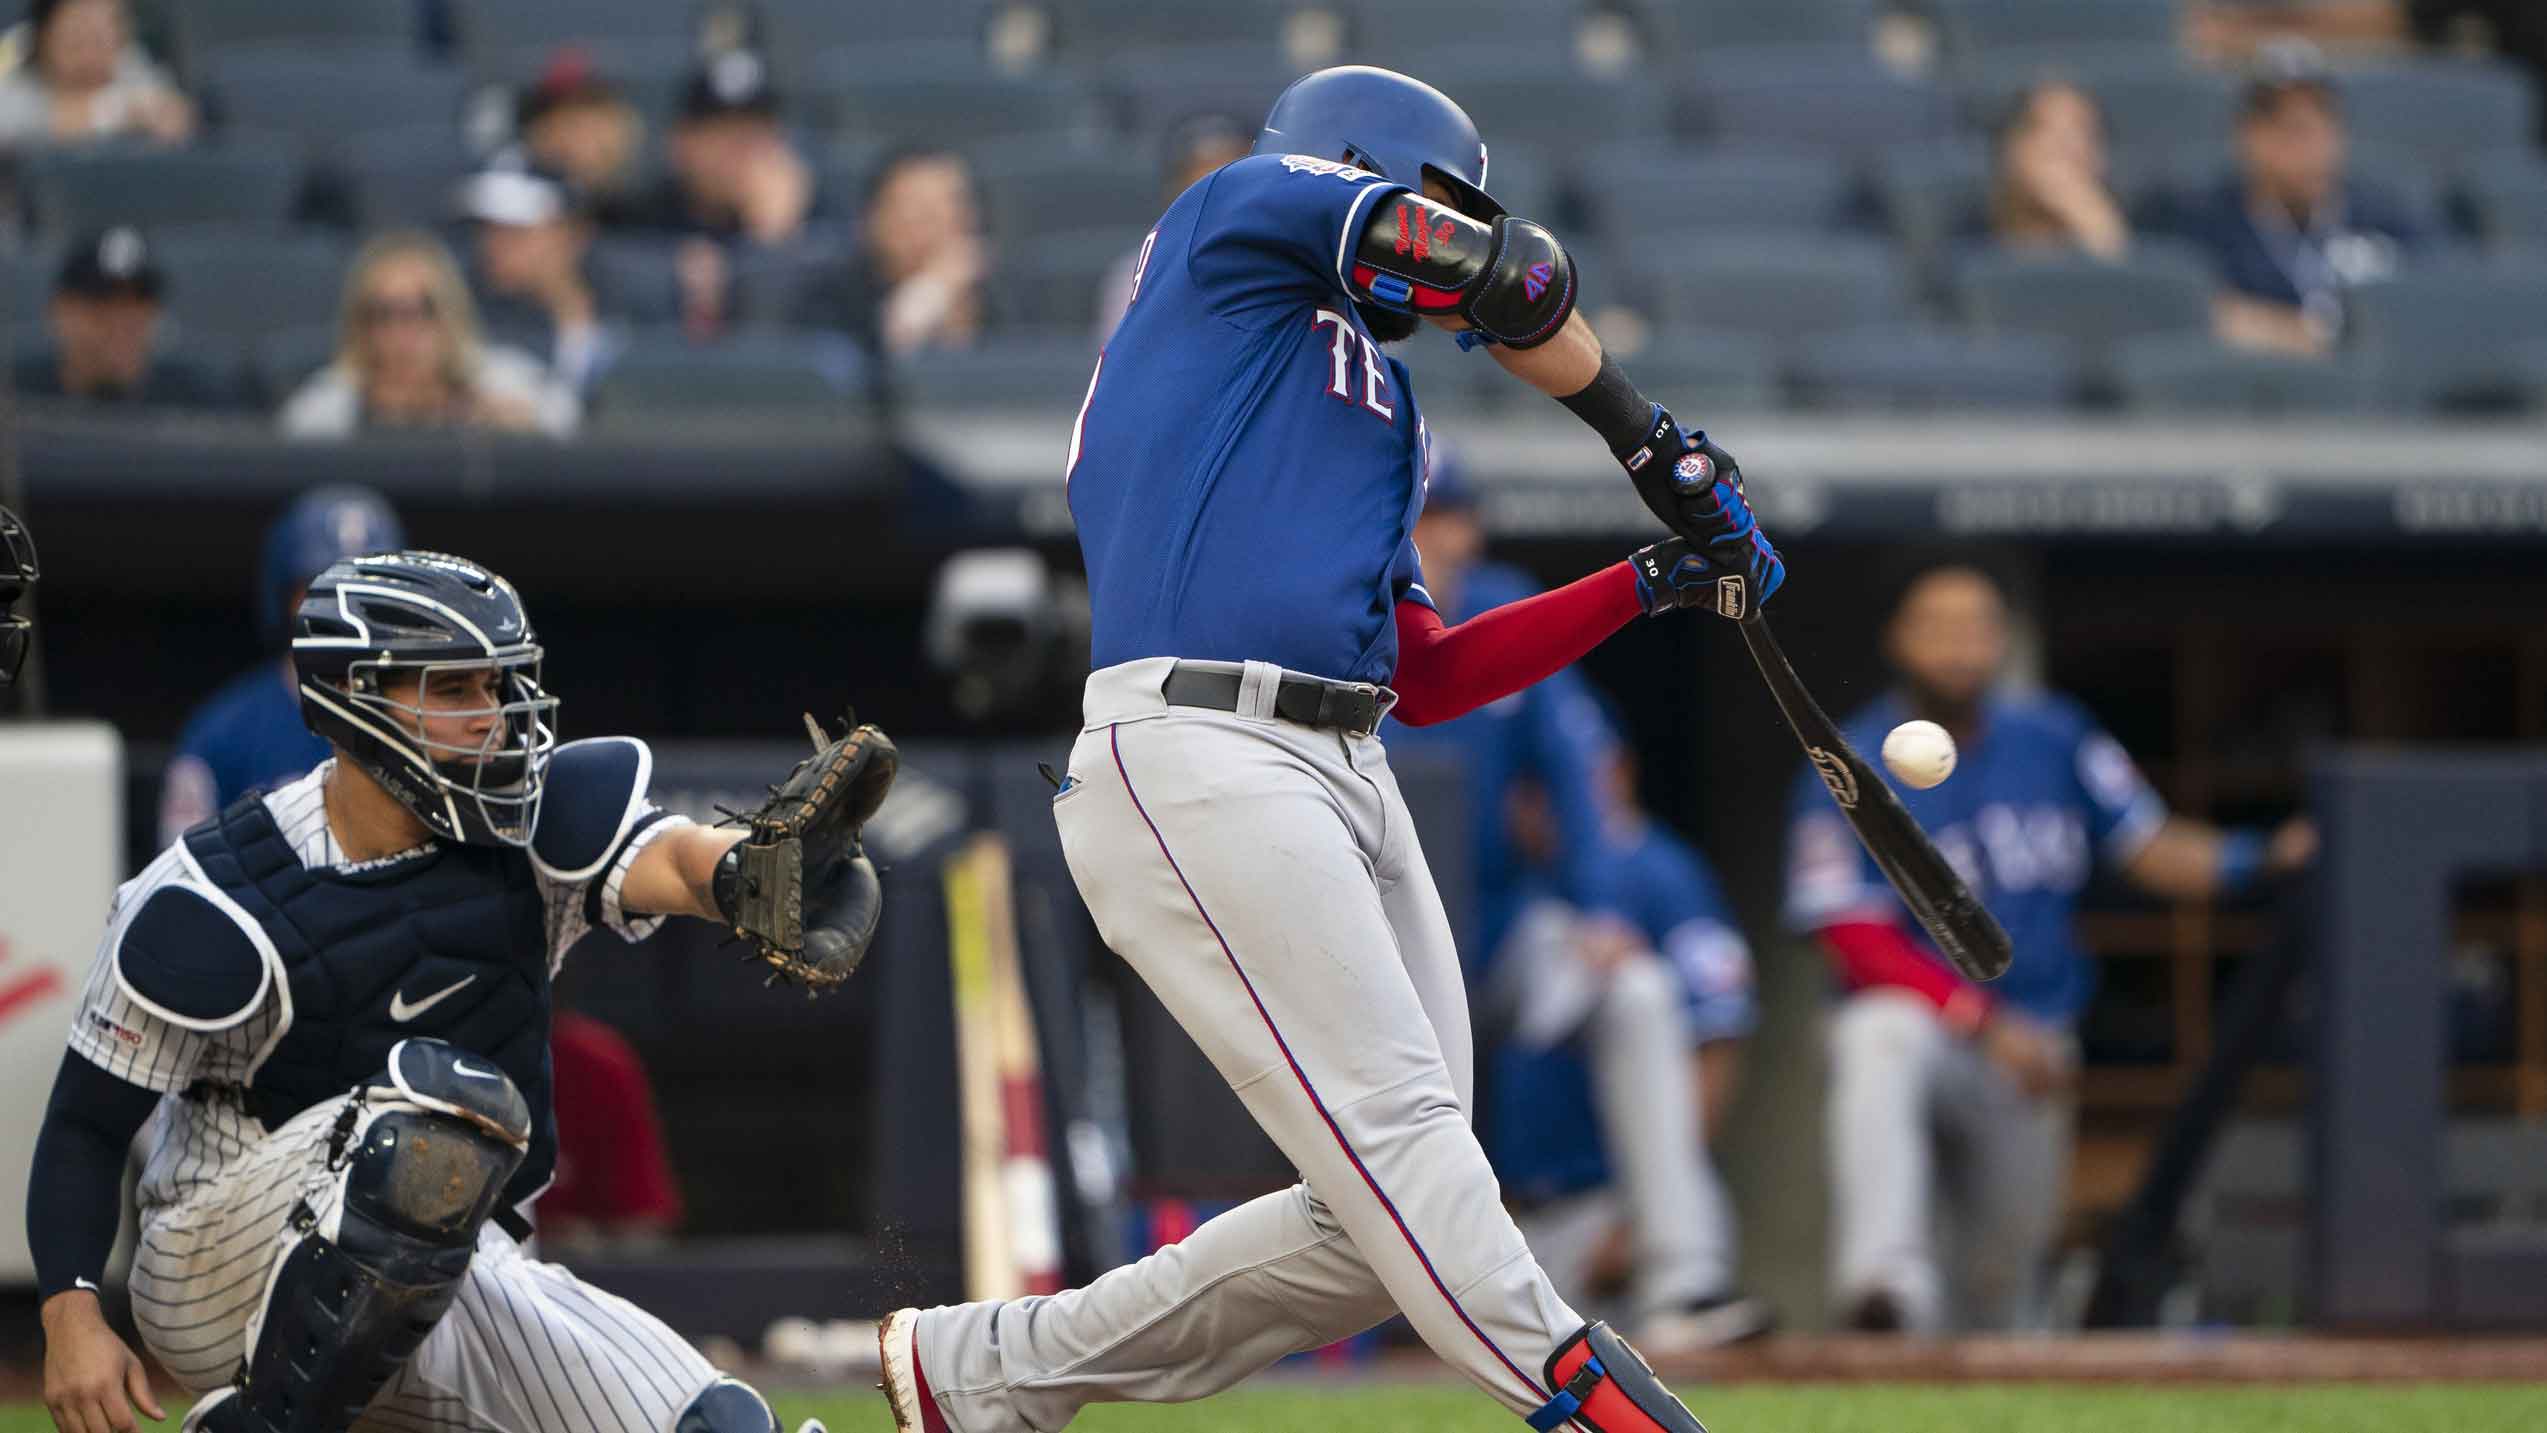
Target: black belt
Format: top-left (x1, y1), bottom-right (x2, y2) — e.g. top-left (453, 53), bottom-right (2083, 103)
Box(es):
top-left (1162, 663), bottom-right (1393, 737)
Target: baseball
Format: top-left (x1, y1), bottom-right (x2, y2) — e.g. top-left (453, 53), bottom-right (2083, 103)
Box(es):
top-left (1882, 720), bottom-right (1957, 789)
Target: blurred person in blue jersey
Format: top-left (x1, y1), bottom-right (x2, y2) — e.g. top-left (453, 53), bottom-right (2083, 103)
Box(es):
top-left (1385, 456), bottom-right (1769, 1351)
top-left (157, 487), bottom-right (404, 843)
top-left (1789, 561), bottom-right (2314, 1334)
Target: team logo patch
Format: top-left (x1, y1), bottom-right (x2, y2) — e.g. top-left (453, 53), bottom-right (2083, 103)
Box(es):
top-left (1675, 453), bottom-right (1713, 484)
top-left (1279, 154), bottom-right (1379, 183)
top-left (87, 1011), bottom-right (143, 1048)
top-left (1807, 745), bottom-right (1859, 809)
top-left (1523, 261), bottom-right (1554, 302)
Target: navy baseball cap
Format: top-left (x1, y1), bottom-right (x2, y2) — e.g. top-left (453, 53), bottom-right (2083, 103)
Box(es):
top-left (57, 227), bottom-right (164, 301)
top-left (2243, 38), bottom-right (2338, 114)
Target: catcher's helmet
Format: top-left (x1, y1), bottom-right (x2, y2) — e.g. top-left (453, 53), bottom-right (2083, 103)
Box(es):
top-left (293, 551), bottom-right (558, 848)
top-left (1254, 65), bottom-right (1502, 220)
top-left (1, 504), bottom-right (34, 686)
top-left (258, 485), bottom-right (406, 648)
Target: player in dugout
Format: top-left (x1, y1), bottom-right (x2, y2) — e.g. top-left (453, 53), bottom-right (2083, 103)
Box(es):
top-left (1788, 560), bottom-right (2315, 1334)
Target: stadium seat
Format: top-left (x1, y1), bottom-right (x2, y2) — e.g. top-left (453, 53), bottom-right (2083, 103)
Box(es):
top-left (3, 245), bottom-right (58, 328)
top-left (473, 39), bottom-right (695, 128)
top-left (1621, 0), bottom-right (1874, 54)
top-left (2112, 333), bottom-right (2375, 415)
top-left (450, 0), bottom-right (701, 67)
top-left (2351, 258), bottom-right (2547, 411)
top-left (341, 128), bottom-right (478, 231)
top-left (1606, 329), bottom-right (1780, 411)
top-left (1577, 145), bottom-right (1854, 245)
top-left (156, 229), bottom-right (351, 345)
top-left (2464, 150), bottom-right (2547, 251)
top-left (2505, 338), bottom-right (2547, 413)
top-left (969, 142), bottom-right (1166, 247)
top-left (29, 145), bottom-right (306, 234)
top-left (821, 46), bottom-right (1104, 148)
top-left (1415, 51), bottom-right (1670, 153)
top-left (1871, 140), bottom-right (1992, 287)
top-left (995, 230), bottom-right (1150, 331)
top-left (1963, 53), bottom-right (2237, 161)
top-left (1649, 236), bottom-right (1914, 340)
top-left (1680, 45), bottom-right (1955, 158)
top-left (252, 323), bottom-right (343, 402)
top-left (1096, 48), bottom-right (1310, 137)
top-left (1054, 0), bottom-right (1296, 57)
top-left (1792, 324), bottom-right (2083, 411)
top-left (1955, 245), bottom-right (2212, 356)
top-left (1345, 0), bottom-right (1603, 67)
top-left (2339, 61), bottom-right (2539, 177)
top-left (896, 335), bottom-right (1104, 407)
top-left (177, 0), bottom-right (420, 65)
top-left (754, 0), bottom-right (994, 55)
top-left (1933, 0), bottom-right (2177, 59)
top-left (592, 332), bottom-right (867, 422)
top-left (207, 46), bottom-right (470, 152)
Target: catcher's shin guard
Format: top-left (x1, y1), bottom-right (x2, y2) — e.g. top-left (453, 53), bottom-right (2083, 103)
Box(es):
top-left (1526, 1321), bottom-right (1709, 1432)
top-left (675, 1375), bottom-right (782, 1431)
top-left (204, 1040), bottom-right (530, 1432)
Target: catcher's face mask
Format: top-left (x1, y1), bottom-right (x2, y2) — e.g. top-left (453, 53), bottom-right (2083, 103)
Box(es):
top-left (1, 505), bottom-right (33, 687)
top-left (315, 649), bottom-right (559, 847)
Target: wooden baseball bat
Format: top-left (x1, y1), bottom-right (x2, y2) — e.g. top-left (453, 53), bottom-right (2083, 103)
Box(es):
top-left (1737, 611), bottom-right (2013, 982)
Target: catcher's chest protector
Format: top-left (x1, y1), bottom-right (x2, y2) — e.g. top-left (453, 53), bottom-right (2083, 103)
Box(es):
top-left (184, 796), bottom-right (558, 1209)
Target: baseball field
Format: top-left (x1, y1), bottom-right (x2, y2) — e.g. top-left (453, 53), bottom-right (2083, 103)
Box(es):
top-left (8, 1383), bottom-right (2546, 1432)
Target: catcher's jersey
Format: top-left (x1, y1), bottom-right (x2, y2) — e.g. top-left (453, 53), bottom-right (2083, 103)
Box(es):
top-left (1068, 153), bottom-right (1438, 685)
top-left (65, 759), bottom-right (680, 1217)
top-left (1783, 690), bottom-right (2166, 1023)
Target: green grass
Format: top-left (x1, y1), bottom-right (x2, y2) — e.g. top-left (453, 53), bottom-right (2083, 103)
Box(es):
top-left (19, 1383), bottom-right (2547, 1432)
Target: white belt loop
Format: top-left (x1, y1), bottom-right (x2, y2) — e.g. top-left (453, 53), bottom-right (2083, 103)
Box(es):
top-left (1236, 660), bottom-right (1284, 722)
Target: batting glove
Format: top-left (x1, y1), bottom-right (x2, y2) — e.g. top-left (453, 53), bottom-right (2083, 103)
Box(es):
top-left (1631, 530), bottom-right (1785, 621)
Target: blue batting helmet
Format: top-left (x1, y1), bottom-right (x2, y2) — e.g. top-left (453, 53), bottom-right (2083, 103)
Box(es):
top-left (1254, 66), bottom-right (1502, 220)
top-left (259, 486), bottom-right (406, 647)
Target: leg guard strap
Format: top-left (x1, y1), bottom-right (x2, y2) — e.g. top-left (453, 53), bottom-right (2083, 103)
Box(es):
top-left (1528, 1321), bottom-right (1707, 1433)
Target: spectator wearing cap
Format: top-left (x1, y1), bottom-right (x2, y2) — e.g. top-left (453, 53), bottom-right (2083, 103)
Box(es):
top-left (811, 146), bottom-right (994, 358)
top-left (2181, 41), bottom-right (2431, 357)
top-left (1092, 114), bottom-right (1253, 342)
top-left (464, 158), bottom-right (623, 394)
top-left (642, 49), bottom-right (818, 246)
top-left (278, 229), bottom-right (579, 439)
top-left (1987, 80), bottom-right (2131, 262)
top-left (518, 48), bottom-right (651, 228)
top-left (12, 227), bottom-right (239, 408)
top-left (0, 0), bottom-right (192, 148)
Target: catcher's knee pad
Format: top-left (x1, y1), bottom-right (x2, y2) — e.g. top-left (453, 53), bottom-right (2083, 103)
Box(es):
top-left (1527, 1321), bottom-right (1708, 1433)
top-left (222, 1040), bottom-right (530, 1432)
top-left (675, 1376), bottom-right (781, 1432)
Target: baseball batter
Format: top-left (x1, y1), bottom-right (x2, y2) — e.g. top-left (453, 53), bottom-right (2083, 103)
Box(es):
top-left (30, 550), bottom-right (894, 1433)
top-left (878, 67), bottom-right (1784, 1433)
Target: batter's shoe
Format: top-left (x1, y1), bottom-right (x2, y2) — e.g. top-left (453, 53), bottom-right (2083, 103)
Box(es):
top-left (877, 1308), bottom-right (950, 1433)
top-left (1636, 1292), bottom-right (1777, 1356)
top-left (1842, 1290), bottom-right (1906, 1333)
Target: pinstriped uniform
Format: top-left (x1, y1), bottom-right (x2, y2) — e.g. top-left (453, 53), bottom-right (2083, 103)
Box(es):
top-left (69, 763), bottom-right (720, 1432)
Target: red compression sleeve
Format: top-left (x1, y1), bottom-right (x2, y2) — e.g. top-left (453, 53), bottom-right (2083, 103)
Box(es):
top-left (1817, 919), bottom-right (1991, 1034)
top-left (1388, 562), bottom-right (1643, 726)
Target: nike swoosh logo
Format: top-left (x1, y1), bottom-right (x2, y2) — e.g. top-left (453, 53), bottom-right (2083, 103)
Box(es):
top-left (75, 1277), bottom-right (99, 1292)
top-left (452, 1060), bottom-right (500, 1081)
top-left (388, 975), bottom-right (476, 1023)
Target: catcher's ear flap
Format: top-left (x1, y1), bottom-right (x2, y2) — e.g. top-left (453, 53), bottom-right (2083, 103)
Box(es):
top-left (802, 851), bottom-right (882, 980)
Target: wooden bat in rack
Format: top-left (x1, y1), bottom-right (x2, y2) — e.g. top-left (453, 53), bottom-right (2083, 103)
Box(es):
top-left (1736, 611), bottom-right (2013, 982)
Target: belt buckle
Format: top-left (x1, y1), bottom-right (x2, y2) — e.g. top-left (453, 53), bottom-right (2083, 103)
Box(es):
top-left (1336, 681), bottom-right (1383, 737)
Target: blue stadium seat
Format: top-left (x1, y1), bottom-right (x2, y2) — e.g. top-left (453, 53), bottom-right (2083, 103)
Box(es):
top-left (1607, 330), bottom-right (1780, 411)
top-left (1623, 0), bottom-right (1875, 54)
top-left (995, 229), bottom-right (1150, 330)
top-left (1096, 48), bottom-right (1310, 137)
top-left (969, 141), bottom-right (1167, 247)
top-left (1955, 245), bottom-right (2212, 355)
top-left (450, 0), bottom-right (699, 66)
top-left (178, 0), bottom-right (420, 64)
top-left (156, 228), bottom-right (351, 344)
top-left (1577, 145), bottom-right (1854, 245)
top-left (1681, 45), bottom-right (1955, 157)
top-left (754, 0), bottom-right (994, 55)
top-left (592, 331), bottom-right (867, 421)
top-left (2351, 258), bottom-right (2547, 411)
top-left (207, 46), bottom-right (469, 152)
top-left (473, 39), bottom-right (695, 127)
top-left (1345, 0), bottom-right (1597, 68)
top-left (821, 46), bottom-right (1104, 148)
top-left (3, 244), bottom-right (58, 326)
top-left (1412, 51), bottom-right (1670, 154)
top-left (1933, 0), bottom-right (2177, 59)
top-left (253, 323), bottom-right (343, 401)
top-left (2464, 150), bottom-right (2547, 251)
top-left (2339, 61), bottom-right (2539, 177)
top-left (1963, 53), bottom-right (2237, 161)
top-left (1871, 140), bottom-right (1992, 286)
top-left (341, 127), bottom-right (478, 230)
top-left (29, 145), bottom-right (306, 234)
top-left (2112, 333), bottom-right (2376, 415)
top-left (896, 336), bottom-right (1105, 407)
top-left (1054, 0), bottom-right (1296, 57)
top-left (1650, 236), bottom-right (1914, 339)
top-left (1792, 323), bottom-right (2083, 411)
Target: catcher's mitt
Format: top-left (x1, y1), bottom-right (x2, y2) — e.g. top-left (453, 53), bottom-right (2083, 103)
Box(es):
top-left (713, 714), bottom-right (899, 993)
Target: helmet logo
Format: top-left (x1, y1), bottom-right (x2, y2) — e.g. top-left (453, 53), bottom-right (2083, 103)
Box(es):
top-left (1523, 261), bottom-right (1554, 302)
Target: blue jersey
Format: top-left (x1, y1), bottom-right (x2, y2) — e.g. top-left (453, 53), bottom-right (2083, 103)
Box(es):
top-left (158, 663), bottom-right (330, 845)
top-left (1069, 154), bottom-right (1435, 683)
top-left (1485, 824), bottom-right (1754, 1203)
top-left (1383, 563), bottom-right (1622, 959)
top-left (1782, 690), bottom-right (2165, 1024)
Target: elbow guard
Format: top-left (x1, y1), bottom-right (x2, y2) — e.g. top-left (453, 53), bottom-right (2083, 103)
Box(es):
top-left (1350, 191), bottom-right (1577, 349)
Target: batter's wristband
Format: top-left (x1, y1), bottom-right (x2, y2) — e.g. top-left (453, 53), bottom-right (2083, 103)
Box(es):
top-left (2216, 828), bottom-right (2269, 895)
top-left (1557, 354), bottom-right (1653, 454)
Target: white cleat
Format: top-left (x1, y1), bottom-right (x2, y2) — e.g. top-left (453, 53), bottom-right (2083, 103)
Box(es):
top-left (795, 1422), bottom-right (828, 1433)
top-left (877, 1307), bottom-right (929, 1432)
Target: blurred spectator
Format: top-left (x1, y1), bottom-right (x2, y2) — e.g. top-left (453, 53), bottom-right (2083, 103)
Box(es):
top-left (542, 1010), bottom-right (686, 1251)
top-left (0, 0), bottom-right (192, 149)
top-left (2183, 41), bottom-right (2429, 357)
top-left (11, 226), bottom-right (240, 409)
top-left (642, 50), bottom-right (817, 245)
top-left (464, 157), bottom-right (624, 394)
top-left (814, 146), bottom-right (992, 357)
top-left (517, 49), bottom-right (651, 228)
top-left (1789, 563), bottom-right (2314, 1334)
top-left (1987, 81), bottom-right (2131, 261)
top-left (279, 229), bottom-right (580, 439)
top-left (1092, 114), bottom-right (1253, 342)
top-left (2189, 2), bottom-right (2409, 62)
top-left (158, 486), bottom-right (405, 844)
top-left (2409, 0), bottom-right (2547, 142)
